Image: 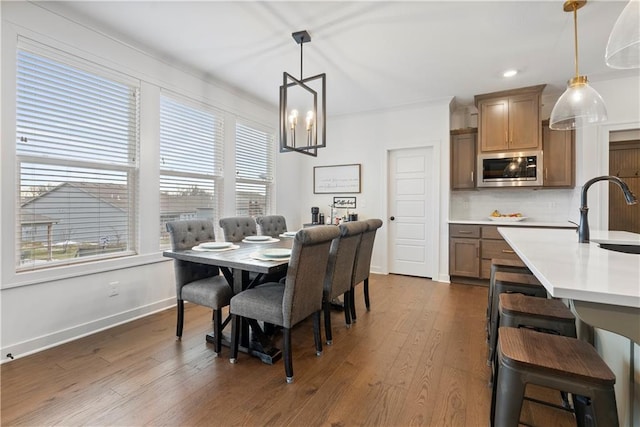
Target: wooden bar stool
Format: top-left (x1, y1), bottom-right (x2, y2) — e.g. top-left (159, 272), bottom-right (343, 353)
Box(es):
top-left (489, 293), bottom-right (577, 389)
top-left (490, 327), bottom-right (618, 427)
top-left (487, 271), bottom-right (547, 365)
top-left (487, 258), bottom-right (532, 335)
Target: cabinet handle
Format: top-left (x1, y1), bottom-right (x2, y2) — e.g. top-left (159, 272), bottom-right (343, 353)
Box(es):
top-left (505, 130), bottom-right (508, 144)
top-left (545, 168), bottom-right (548, 180)
top-left (458, 231), bottom-right (473, 234)
top-left (502, 249), bottom-right (515, 254)
top-left (510, 130), bottom-right (513, 144)
top-left (471, 171), bottom-right (474, 183)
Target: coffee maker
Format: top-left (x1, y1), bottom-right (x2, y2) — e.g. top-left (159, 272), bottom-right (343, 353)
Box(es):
top-left (311, 207), bottom-right (320, 224)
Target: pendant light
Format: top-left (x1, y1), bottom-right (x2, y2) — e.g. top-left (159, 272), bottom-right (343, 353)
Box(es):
top-left (279, 30), bottom-right (326, 157)
top-left (605, 0), bottom-right (640, 69)
top-left (550, 0), bottom-right (608, 130)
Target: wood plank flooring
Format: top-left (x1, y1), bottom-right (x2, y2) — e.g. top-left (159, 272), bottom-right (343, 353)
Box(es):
top-left (1, 275), bottom-right (576, 426)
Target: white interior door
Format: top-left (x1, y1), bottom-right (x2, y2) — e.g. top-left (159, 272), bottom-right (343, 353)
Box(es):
top-left (388, 147), bottom-right (434, 278)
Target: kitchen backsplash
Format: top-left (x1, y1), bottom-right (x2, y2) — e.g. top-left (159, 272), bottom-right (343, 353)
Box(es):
top-left (450, 188), bottom-right (579, 223)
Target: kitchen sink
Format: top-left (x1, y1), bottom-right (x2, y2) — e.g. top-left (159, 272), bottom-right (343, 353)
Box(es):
top-left (598, 243), bottom-right (640, 254)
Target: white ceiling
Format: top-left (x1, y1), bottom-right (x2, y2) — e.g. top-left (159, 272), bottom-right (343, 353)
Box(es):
top-left (39, 1), bottom-right (635, 116)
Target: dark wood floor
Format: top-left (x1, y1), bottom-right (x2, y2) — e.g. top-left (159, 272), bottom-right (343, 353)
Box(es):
top-left (1, 274), bottom-right (576, 426)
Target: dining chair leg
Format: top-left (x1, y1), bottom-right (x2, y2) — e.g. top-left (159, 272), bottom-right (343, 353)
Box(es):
top-left (364, 277), bottom-right (371, 311)
top-left (213, 309), bottom-right (222, 356)
top-left (313, 311), bottom-right (323, 356)
top-left (343, 291), bottom-right (352, 328)
top-left (283, 327), bottom-right (293, 383)
top-left (176, 299), bottom-right (184, 339)
top-left (323, 301), bottom-right (333, 345)
top-left (229, 314), bottom-right (240, 364)
top-left (349, 288), bottom-right (357, 322)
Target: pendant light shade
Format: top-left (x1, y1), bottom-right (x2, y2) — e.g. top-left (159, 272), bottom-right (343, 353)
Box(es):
top-left (605, 0), bottom-right (640, 69)
top-left (549, 76), bottom-right (608, 130)
top-left (549, 0), bottom-right (608, 130)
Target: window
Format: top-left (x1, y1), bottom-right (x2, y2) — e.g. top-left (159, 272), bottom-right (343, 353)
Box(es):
top-left (235, 122), bottom-right (274, 217)
top-left (159, 95), bottom-right (223, 248)
top-left (16, 45), bottom-right (139, 271)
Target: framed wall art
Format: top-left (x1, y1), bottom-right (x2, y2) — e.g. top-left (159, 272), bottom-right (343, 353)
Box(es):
top-left (313, 163), bottom-right (361, 194)
top-left (333, 196), bottom-right (356, 209)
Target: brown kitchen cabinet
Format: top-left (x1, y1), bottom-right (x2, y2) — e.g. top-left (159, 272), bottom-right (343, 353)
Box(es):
top-left (450, 129), bottom-right (477, 190)
top-left (449, 224), bottom-right (480, 277)
top-left (475, 85), bottom-right (545, 153)
top-left (542, 120), bottom-right (575, 188)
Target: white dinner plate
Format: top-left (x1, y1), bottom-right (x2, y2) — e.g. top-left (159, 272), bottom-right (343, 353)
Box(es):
top-left (487, 216), bottom-right (528, 222)
top-left (244, 235), bottom-right (272, 242)
top-left (199, 241), bottom-right (232, 249)
top-left (261, 248), bottom-right (292, 258)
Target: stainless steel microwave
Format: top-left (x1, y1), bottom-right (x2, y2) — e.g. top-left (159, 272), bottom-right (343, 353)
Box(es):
top-left (477, 151), bottom-right (543, 187)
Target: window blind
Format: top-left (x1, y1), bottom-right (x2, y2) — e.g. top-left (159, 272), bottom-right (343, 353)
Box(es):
top-left (16, 48), bottom-right (139, 271)
top-left (235, 122), bottom-right (274, 217)
top-left (159, 95), bottom-right (223, 248)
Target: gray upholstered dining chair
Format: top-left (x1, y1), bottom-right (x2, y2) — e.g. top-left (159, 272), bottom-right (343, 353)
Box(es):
top-left (229, 225), bottom-right (341, 383)
top-left (349, 218), bottom-right (383, 321)
top-left (255, 215), bottom-right (288, 237)
top-left (219, 216), bottom-right (257, 242)
top-left (166, 220), bottom-right (233, 355)
top-left (323, 220), bottom-right (368, 345)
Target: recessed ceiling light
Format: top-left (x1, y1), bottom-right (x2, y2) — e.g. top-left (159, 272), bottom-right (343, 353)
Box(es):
top-left (503, 69), bottom-right (518, 78)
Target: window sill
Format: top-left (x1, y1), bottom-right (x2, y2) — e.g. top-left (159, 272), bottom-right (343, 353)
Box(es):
top-left (2, 252), bottom-right (170, 290)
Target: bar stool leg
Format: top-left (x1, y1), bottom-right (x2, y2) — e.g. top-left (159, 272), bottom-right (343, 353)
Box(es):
top-left (493, 361), bottom-right (526, 427)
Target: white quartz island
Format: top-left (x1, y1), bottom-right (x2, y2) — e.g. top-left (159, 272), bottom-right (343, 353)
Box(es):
top-left (498, 227), bottom-right (640, 344)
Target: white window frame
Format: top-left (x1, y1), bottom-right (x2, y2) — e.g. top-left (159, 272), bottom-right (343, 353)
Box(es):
top-left (235, 120), bottom-right (275, 217)
top-left (15, 39), bottom-right (140, 273)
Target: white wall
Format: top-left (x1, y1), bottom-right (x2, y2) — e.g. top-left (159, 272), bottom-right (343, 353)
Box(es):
top-left (292, 100), bottom-right (452, 282)
top-left (0, 1), bottom-right (284, 360)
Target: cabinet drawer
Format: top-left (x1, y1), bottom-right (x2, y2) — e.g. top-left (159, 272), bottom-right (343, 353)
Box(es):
top-left (481, 226), bottom-right (501, 239)
top-left (482, 240), bottom-right (518, 260)
top-left (450, 224), bottom-right (480, 238)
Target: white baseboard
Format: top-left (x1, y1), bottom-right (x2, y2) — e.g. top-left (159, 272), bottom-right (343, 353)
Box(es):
top-left (1, 298), bottom-right (175, 363)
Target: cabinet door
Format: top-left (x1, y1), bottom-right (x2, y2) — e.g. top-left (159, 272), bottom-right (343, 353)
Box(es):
top-left (479, 99), bottom-right (509, 152)
top-left (543, 124), bottom-right (575, 187)
top-left (449, 238), bottom-right (480, 277)
top-left (451, 133), bottom-right (476, 189)
top-left (509, 94), bottom-right (540, 150)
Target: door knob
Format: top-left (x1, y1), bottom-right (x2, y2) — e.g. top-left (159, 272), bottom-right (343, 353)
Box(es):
top-left (390, 216), bottom-right (395, 221)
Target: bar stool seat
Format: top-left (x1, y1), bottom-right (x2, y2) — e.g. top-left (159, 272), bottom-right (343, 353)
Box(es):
top-left (487, 258), bottom-right (532, 332)
top-left (491, 327), bottom-right (618, 427)
top-left (487, 271), bottom-right (547, 365)
top-left (489, 293), bottom-right (577, 387)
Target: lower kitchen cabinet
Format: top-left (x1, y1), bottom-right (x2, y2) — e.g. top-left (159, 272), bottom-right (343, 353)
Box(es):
top-left (449, 224), bottom-right (522, 283)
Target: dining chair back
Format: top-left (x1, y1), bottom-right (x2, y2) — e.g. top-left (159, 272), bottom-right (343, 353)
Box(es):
top-left (349, 218), bottom-right (383, 321)
top-left (229, 225), bottom-right (340, 383)
top-left (323, 220), bottom-right (368, 344)
top-left (219, 216), bottom-right (257, 242)
top-left (256, 215), bottom-right (288, 237)
top-left (166, 220), bottom-right (233, 354)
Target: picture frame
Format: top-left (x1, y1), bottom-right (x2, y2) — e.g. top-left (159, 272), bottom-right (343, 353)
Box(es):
top-left (333, 196), bottom-right (356, 209)
top-left (313, 164), bottom-right (361, 194)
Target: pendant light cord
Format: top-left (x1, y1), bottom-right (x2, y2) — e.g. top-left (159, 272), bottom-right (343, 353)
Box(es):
top-left (300, 41), bottom-right (304, 80)
top-left (573, 2), bottom-right (580, 78)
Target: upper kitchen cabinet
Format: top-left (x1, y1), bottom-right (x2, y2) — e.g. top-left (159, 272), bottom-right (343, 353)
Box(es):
top-left (450, 128), bottom-right (477, 190)
top-left (542, 120), bottom-right (575, 188)
top-left (475, 85), bottom-right (545, 153)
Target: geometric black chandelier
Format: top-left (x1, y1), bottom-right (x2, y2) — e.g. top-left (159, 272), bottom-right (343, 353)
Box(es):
top-left (279, 30), bottom-right (326, 156)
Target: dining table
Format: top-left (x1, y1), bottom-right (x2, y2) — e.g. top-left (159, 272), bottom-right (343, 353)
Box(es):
top-left (163, 234), bottom-right (295, 364)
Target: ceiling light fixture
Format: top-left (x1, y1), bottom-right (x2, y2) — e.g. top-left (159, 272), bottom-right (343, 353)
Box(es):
top-left (605, 0), bottom-right (640, 69)
top-left (550, 0), bottom-right (608, 130)
top-left (279, 30), bottom-right (326, 157)
top-left (503, 69), bottom-right (518, 78)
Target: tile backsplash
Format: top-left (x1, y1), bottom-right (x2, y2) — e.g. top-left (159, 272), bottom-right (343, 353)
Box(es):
top-left (450, 188), bottom-right (580, 223)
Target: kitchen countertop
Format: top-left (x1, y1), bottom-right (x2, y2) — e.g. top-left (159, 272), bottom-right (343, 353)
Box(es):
top-left (449, 219), bottom-right (576, 228)
top-left (498, 228), bottom-right (640, 308)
